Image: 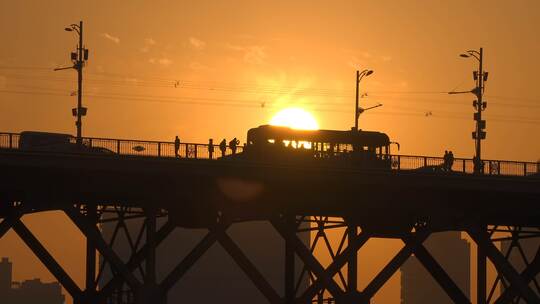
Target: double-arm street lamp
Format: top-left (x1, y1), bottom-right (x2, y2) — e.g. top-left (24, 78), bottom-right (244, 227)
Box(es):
top-left (55, 21), bottom-right (88, 146)
top-left (354, 69), bottom-right (374, 131)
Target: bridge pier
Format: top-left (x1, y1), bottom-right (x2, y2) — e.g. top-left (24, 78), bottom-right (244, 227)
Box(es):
top-left (284, 215), bottom-right (296, 304)
top-left (477, 224), bottom-right (487, 304)
top-left (85, 204), bottom-right (98, 304)
top-left (347, 224), bottom-right (358, 296)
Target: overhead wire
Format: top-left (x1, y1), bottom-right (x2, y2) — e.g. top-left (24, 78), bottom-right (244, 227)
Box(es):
top-left (1, 65), bottom-right (539, 116)
top-left (1, 88), bottom-right (539, 125)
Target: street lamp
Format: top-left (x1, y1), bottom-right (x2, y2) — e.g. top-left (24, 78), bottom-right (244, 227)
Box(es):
top-left (56, 21), bottom-right (88, 146)
top-left (354, 69), bottom-right (374, 131)
top-left (459, 48), bottom-right (487, 174)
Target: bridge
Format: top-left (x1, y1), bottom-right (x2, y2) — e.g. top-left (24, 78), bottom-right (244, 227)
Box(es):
top-left (0, 132), bottom-right (539, 304)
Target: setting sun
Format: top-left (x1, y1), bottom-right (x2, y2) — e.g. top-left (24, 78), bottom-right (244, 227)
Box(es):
top-left (269, 108), bottom-right (319, 130)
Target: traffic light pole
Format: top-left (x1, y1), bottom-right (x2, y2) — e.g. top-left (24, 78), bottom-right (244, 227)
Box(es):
top-left (473, 48), bottom-right (485, 174)
top-left (452, 48), bottom-right (488, 174)
top-left (76, 21), bottom-right (84, 146)
top-left (56, 21), bottom-right (88, 147)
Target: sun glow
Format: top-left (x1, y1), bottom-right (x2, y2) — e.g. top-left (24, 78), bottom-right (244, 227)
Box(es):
top-left (269, 108), bottom-right (319, 130)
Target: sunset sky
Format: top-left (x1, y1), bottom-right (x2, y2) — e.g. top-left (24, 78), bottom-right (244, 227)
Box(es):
top-left (1, 1), bottom-right (539, 303)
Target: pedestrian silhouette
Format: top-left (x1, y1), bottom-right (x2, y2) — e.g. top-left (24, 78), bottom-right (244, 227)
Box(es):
top-left (443, 150), bottom-right (449, 171)
top-left (219, 139), bottom-right (227, 157)
top-left (208, 138), bottom-right (215, 159)
top-left (448, 151), bottom-right (454, 171)
top-left (174, 136), bottom-right (180, 158)
top-left (229, 137), bottom-right (239, 155)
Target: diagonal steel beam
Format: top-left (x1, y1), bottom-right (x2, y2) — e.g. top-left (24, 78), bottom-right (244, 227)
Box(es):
top-left (468, 227), bottom-right (539, 303)
top-left (65, 207), bottom-right (142, 290)
top-left (412, 242), bottom-right (471, 304)
top-left (0, 213), bottom-right (21, 239)
top-left (159, 227), bottom-right (223, 293)
top-left (98, 220), bottom-right (175, 301)
top-left (271, 218), bottom-right (344, 300)
top-left (12, 219), bottom-right (84, 302)
top-left (494, 247), bottom-right (540, 304)
top-left (298, 232), bottom-right (370, 303)
top-left (361, 232), bottom-right (429, 300)
top-left (217, 229), bottom-right (282, 304)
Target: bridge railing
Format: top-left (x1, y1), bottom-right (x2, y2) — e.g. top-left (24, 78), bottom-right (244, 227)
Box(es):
top-left (0, 132), bottom-right (537, 177)
top-left (0, 133), bottom-right (243, 159)
top-left (76, 136), bottom-right (243, 159)
top-left (0, 133), bottom-right (20, 149)
top-left (389, 155), bottom-right (539, 176)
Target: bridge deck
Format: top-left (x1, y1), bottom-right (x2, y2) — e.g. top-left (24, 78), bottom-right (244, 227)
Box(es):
top-left (0, 147), bottom-right (538, 233)
top-left (1, 132), bottom-right (538, 177)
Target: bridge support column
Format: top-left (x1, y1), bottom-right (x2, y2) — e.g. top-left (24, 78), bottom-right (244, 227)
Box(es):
top-left (84, 204), bottom-right (97, 304)
top-left (135, 207), bottom-right (166, 304)
top-left (468, 225), bottom-right (540, 303)
top-left (98, 212), bottom-right (175, 304)
top-left (477, 224), bottom-right (487, 304)
top-left (284, 215), bottom-right (296, 304)
top-left (478, 226), bottom-right (540, 304)
top-left (66, 206), bottom-right (144, 303)
top-left (347, 224), bottom-right (358, 295)
top-left (495, 248), bottom-right (540, 303)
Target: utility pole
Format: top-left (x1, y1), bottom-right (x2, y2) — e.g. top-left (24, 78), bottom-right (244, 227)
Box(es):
top-left (451, 48), bottom-right (488, 174)
top-left (472, 48), bottom-right (487, 174)
top-left (56, 21), bottom-right (88, 146)
top-left (76, 21), bottom-right (85, 146)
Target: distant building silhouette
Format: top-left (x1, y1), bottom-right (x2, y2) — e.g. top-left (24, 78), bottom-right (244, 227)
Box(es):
top-left (400, 232), bottom-right (470, 304)
top-left (0, 257), bottom-right (12, 293)
top-left (0, 257), bottom-right (65, 304)
top-left (100, 220), bottom-right (309, 303)
top-left (501, 237), bottom-right (540, 303)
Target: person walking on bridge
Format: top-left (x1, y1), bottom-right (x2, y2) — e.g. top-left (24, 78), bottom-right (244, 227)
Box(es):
top-left (219, 139), bottom-right (227, 157)
top-left (229, 137), bottom-right (240, 155)
top-left (174, 136), bottom-right (181, 158)
top-left (443, 150), bottom-right (449, 171)
top-left (448, 151), bottom-right (454, 171)
top-left (208, 138), bottom-right (215, 159)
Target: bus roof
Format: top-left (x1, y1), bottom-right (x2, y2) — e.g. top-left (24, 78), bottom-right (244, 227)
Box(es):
top-left (247, 125), bottom-right (390, 146)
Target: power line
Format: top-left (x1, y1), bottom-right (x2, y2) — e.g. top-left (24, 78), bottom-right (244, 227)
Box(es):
top-left (0, 65), bottom-right (53, 71)
top-left (2, 65), bottom-right (540, 108)
top-left (2, 88), bottom-right (539, 125)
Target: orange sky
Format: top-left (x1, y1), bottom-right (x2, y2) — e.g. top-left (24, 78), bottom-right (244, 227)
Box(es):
top-left (1, 1), bottom-right (539, 303)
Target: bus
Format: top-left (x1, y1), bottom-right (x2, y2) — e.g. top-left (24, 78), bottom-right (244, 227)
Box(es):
top-left (231, 125), bottom-right (392, 168)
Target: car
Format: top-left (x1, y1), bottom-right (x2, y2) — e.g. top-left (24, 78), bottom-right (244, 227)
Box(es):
top-left (19, 131), bottom-right (115, 154)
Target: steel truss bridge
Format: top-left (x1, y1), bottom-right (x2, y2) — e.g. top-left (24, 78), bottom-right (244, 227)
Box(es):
top-left (0, 132), bottom-right (539, 304)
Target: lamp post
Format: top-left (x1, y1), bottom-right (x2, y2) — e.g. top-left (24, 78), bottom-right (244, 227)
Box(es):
top-left (58, 21), bottom-right (88, 146)
top-left (56, 24), bottom-right (93, 298)
top-left (460, 47), bottom-right (488, 304)
top-left (459, 48), bottom-right (487, 174)
top-left (354, 69), bottom-right (373, 131)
